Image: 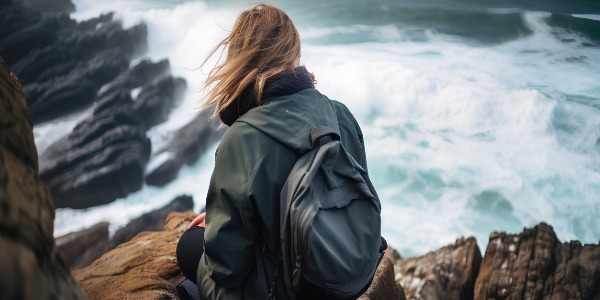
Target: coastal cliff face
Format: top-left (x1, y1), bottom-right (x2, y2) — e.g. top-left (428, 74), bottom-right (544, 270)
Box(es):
top-left (0, 57), bottom-right (85, 299)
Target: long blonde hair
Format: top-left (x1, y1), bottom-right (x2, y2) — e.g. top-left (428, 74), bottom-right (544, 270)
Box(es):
top-left (201, 4), bottom-right (301, 117)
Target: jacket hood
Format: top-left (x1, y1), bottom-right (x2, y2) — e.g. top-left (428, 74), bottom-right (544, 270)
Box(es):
top-left (236, 88), bottom-right (340, 154)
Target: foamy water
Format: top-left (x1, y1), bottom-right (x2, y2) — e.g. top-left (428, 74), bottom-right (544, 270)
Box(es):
top-left (41, 0), bottom-right (600, 256)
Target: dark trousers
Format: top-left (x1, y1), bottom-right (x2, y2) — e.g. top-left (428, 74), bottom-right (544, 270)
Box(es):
top-left (176, 226), bottom-right (205, 284)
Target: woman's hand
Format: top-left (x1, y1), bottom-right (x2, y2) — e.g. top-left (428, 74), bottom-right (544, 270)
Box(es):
top-left (188, 212), bottom-right (206, 229)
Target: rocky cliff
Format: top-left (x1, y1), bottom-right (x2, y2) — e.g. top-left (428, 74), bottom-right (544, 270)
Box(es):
top-left (0, 57), bottom-right (85, 299)
top-left (1, 0), bottom-right (222, 209)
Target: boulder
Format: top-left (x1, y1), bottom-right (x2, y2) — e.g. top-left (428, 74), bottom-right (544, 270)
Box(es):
top-left (74, 212), bottom-right (198, 300)
top-left (146, 109), bottom-right (224, 187)
top-left (474, 222), bottom-right (600, 299)
top-left (393, 237), bottom-right (482, 300)
top-left (0, 56), bottom-right (85, 299)
top-left (70, 195), bottom-right (194, 269)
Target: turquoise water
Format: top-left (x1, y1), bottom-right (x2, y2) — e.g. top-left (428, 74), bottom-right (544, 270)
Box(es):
top-left (40, 0), bottom-right (600, 257)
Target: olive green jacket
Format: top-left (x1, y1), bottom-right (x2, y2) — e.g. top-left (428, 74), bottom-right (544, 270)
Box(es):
top-left (197, 88), bottom-right (370, 299)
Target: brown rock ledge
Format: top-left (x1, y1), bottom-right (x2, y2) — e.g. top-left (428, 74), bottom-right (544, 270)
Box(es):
top-left (73, 212), bottom-right (197, 299)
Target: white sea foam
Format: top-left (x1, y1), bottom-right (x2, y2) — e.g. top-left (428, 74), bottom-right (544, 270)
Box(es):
top-left (51, 1), bottom-right (600, 255)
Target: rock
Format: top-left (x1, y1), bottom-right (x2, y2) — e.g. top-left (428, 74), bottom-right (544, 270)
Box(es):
top-left (474, 222), bottom-right (600, 299)
top-left (131, 76), bottom-right (187, 130)
top-left (359, 256), bottom-right (407, 300)
top-left (70, 195), bottom-right (194, 269)
top-left (56, 222), bottom-right (109, 267)
top-left (39, 115), bottom-right (151, 208)
top-left (74, 211), bottom-right (407, 300)
top-left (74, 211), bottom-right (197, 300)
top-left (99, 58), bottom-right (171, 97)
top-left (0, 1), bottom-right (148, 124)
top-left (24, 49), bottom-right (130, 123)
top-left (22, 0), bottom-right (75, 13)
top-left (0, 57), bottom-right (85, 299)
top-left (38, 57), bottom-right (186, 208)
top-left (393, 237), bottom-right (482, 300)
top-left (146, 109), bottom-right (224, 187)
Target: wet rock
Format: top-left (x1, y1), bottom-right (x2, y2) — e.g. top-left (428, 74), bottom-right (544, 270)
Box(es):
top-left (21, 0), bottom-right (75, 13)
top-left (393, 237), bottom-right (482, 300)
top-left (71, 195), bottom-right (194, 269)
top-left (0, 57), bottom-right (85, 299)
top-left (474, 222), bottom-right (600, 299)
top-left (0, 1), bottom-right (147, 124)
top-left (146, 109), bottom-right (224, 187)
top-left (39, 60), bottom-right (185, 209)
top-left (24, 49), bottom-right (130, 123)
top-left (56, 222), bottom-right (109, 267)
top-left (39, 115), bottom-right (151, 208)
top-left (73, 211), bottom-right (198, 300)
top-left (131, 76), bottom-right (187, 130)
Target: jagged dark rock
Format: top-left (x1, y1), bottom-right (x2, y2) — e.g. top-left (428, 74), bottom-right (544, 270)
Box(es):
top-left (39, 115), bottom-right (151, 208)
top-left (0, 1), bottom-right (147, 124)
top-left (22, 0), bottom-right (75, 13)
top-left (393, 237), bottom-right (482, 300)
top-left (474, 222), bottom-right (600, 299)
top-left (0, 56), bottom-right (85, 299)
top-left (146, 109), bottom-right (224, 187)
top-left (131, 76), bottom-right (187, 130)
top-left (39, 58), bottom-right (186, 209)
top-left (70, 195), bottom-right (194, 269)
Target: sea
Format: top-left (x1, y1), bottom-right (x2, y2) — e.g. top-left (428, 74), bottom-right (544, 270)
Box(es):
top-left (35, 0), bottom-right (600, 257)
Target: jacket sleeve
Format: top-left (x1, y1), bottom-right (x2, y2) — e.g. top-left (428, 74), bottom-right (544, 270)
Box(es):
top-left (196, 124), bottom-right (264, 296)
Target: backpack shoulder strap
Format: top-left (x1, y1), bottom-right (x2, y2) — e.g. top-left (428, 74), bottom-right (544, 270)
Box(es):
top-left (311, 126), bottom-right (339, 148)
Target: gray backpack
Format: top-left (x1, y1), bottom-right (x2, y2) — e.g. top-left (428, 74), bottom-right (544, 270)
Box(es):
top-left (275, 126), bottom-right (385, 299)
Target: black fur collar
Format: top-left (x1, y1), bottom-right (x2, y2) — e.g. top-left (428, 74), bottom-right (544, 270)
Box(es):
top-left (219, 66), bottom-right (314, 126)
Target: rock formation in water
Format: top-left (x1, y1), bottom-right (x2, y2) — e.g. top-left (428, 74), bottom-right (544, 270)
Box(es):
top-left (0, 0), bottom-right (147, 124)
top-left (0, 56), bottom-right (85, 299)
top-left (38, 58), bottom-right (186, 208)
top-left (2, 0), bottom-right (222, 209)
top-left (146, 109), bottom-right (224, 187)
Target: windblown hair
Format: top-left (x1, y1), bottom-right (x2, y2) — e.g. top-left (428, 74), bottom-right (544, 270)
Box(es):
top-left (201, 4), bottom-right (301, 117)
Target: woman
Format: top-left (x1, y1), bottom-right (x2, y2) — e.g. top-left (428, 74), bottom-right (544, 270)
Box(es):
top-left (176, 4), bottom-right (377, 299)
